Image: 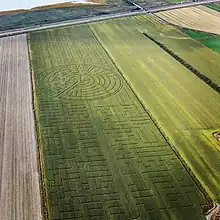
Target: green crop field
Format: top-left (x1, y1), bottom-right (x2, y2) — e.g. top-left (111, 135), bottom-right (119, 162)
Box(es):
top-left (145, 16), bottom-right (220, 87)
top-left (29, 24), bottom-right (206, 219)
top-left (137, 15), bottom-right (220, 88)
top-left (206, 3), bottom-right (220, 12)
top-left (182, 28), bottom-right (220, 53)
top-left (90, 15), bottom-right (220, 202)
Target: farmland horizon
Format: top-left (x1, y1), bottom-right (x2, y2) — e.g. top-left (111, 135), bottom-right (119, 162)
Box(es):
top-left (0, 1), bottom-right (220, 220)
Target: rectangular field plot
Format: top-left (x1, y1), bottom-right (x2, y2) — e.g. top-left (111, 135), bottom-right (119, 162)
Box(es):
top-left (0, 35), bottom-right (42, 220)
top-left (182, 28), bottom-right (220, 53)
top-left (136, 15), bottom-right (220, 90)
top-left (156, 6), bottom-right (220, 35)
top-left (91, 16), bottom-right (220, 202)
top-left (30, 26), bottom-right (205, 219)
top-left (207, 3), bottom-right (220, 12)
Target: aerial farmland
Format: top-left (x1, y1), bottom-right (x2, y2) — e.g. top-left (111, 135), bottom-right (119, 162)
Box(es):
top-left (0, 35), bottom-right (42, 219)
top-left (0, 1), bottom-right (220, 220)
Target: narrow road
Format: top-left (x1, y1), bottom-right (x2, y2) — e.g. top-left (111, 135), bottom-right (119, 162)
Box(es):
top-left (0, 0), bottom-right (219, 38)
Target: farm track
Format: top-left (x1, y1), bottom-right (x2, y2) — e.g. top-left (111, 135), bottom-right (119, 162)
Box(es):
top-left (0, 35), bottom-right (42, 220)
top-left (30, 25), bottom-right (206, 219)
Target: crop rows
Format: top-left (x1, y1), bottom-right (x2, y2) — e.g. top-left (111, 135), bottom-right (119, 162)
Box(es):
top-left (91, 16), bottom-right (220, 202)
top-left (181, 28), bottom-right (220, 53)
top-left (30, 25), bottom-right (206, 219)
top-left (156, 6), bottom-right (220, 35)
top-left (143, 32), bottom-right (220, 92)
top-left (0, 35), bottom-right (42, 220)
top-left (134, 15), bottom-right (220, 88)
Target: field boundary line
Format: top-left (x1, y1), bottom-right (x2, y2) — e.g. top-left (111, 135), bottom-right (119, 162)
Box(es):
top-left (27, 34), bottom-right (50, 220)
top-left (143, 32), bottom-right (220, 94)
top-left (89, 25), bottom-right (211, 204)
top-left (1, 0), bottom-right (220, 39)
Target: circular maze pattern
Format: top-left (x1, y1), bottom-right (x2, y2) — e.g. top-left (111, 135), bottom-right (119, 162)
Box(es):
top-left (36, 64), bottom-right (123, 100)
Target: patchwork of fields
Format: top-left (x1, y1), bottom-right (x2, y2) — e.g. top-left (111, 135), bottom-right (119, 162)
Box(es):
top-left (90, 16), bottom-right (220, 202)
top-left (156, 6), bottom-right (220, 35)
top-left (29, 25), bottom-right (207, 219)
top-left (135, 15), bottom-right (220, 87)
top-left (1, 3), bottom-right (220, 220)
top-left (207, 2), bottom-right (220, 12)
top-left (182, 28), bottom-right (220, 53)
top-left (176, 4), bottom-right (220, 54)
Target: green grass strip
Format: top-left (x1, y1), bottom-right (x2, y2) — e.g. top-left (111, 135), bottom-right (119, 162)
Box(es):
top-left (182, 28), bottom-right (220, 53)
top-left (206, 3), bottom-right (220, 12)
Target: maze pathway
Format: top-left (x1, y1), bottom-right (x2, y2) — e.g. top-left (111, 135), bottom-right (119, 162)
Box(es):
top-left (30, 26), bottom-right (205, 220)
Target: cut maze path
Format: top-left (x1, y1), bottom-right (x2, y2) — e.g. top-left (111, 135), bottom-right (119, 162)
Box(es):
top-left (30, 25), bottom-right (206, 220)
top-left (90, 15), bottom-right (220, 202)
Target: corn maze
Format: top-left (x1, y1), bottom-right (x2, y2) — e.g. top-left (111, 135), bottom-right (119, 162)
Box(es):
top-left (29, 25), bottom-right (206, 219)
top-left (91, 16), bottom-right (220, 202)
top-left (36, 64), bottom-right (123, 100)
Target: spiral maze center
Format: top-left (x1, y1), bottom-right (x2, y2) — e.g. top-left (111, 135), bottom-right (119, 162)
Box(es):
top-left (36, 64), bottom-right (123, 100)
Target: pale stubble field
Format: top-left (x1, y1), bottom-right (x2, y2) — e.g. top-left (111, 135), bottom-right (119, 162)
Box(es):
top-left (0, 35), bottom-right (42, 220)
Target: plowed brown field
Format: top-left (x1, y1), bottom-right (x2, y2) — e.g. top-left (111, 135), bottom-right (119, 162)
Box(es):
top-left (156, 6), bottom-right (220, 35)
top-left (0, 35), bottom-right (42, 220)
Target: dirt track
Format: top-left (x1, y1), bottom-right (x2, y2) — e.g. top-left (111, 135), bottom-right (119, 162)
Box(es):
top-left (0, 35), bottom-right (42, 220)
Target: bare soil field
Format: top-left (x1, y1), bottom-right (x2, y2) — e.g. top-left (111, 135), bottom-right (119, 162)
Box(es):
top-left (156, 6), bottom-right (220, 35)
top-left (199, 5), bottom-right (220, 17)
top-left (0, 35), bottom-right (42, 220)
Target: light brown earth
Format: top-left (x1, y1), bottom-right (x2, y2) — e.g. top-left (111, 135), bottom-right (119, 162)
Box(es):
top-left (0, 35), bottom-right (42, 220)
top-left (32, 0), bottom-right (103, 10)
top-left (156, 6), bottom-right (220, 35)
top-left (199, 5), bottom-right (220, 17)
top-left (0, 9), bottom-right (28, 15)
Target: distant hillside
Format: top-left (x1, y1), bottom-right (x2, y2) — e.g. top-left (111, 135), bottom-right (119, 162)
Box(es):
top-left (0, 9), bottom-right (28, 15)
top-left (32, 0), bottom-right (103, 10)
top-left (0, 1), bottom-right (103, 15)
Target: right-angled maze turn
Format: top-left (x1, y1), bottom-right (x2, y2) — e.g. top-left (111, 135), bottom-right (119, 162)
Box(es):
top-left (30, 25), bottom-right (207, 220)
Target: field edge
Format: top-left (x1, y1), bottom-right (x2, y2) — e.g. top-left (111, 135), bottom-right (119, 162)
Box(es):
top-left (27, 33), bottom-right (51, 220)
top-left (89, 24), bottom-right (211, 204)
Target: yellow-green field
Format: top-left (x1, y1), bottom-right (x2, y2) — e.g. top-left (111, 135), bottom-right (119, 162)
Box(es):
top-left (141, 14), bottom-right (220, 87)
top-left (156, 6), bottom-right (220, 35)
top-left (29, 14), bottom-right (220, 220)
top-left (29, 23), bottom-right (208, 219)
top-left (141, 15), bottom-right (220, 87)
top-left (90, 15), bottom-right (220, 201)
